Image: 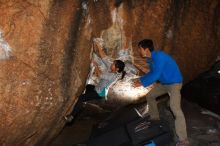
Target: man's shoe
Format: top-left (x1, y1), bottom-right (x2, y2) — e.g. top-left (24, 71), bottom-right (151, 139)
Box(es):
top-left (74, 144), bottom-right (87, 146)
top-left (64, 115), bottom-right (74, 123)
top-left (176, 140), bottom-right (189, 146)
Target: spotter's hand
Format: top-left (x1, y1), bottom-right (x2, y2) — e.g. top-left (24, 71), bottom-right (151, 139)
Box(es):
top-left (132, 78), bottom-right (142, 87)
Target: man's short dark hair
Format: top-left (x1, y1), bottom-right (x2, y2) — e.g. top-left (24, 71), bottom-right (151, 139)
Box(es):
top-left (138, 39), bottom-right (154, 52)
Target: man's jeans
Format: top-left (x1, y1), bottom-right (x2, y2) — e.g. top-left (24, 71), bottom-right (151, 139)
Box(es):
top-left (146, 83), bottom-right (187, 141)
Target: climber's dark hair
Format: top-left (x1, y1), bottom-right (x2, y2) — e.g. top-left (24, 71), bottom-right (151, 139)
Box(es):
top-left (138, 39), bottom-right (154, 52)
top-left (114, 60), bottom-right (126, 80)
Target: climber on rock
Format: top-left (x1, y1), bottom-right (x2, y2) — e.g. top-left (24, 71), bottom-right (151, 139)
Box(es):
top-left (64, 40), bottom-right (126, 123)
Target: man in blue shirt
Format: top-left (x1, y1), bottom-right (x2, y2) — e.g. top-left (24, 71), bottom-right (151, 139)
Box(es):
top-left (133, 39), bottom-right (188, 146)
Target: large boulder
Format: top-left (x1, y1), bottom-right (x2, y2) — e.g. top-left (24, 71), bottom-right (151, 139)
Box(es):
top-left (182, 59), bottom-right (220, 115)
top-left (0, 0), bottom-right (220, 145)
top-left (0, 1), bottom-right (92, 145)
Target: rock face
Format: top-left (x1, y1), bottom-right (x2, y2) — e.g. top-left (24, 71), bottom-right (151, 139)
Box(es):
top-left (182, 60), bottom-right (220, 115)
top-left (0, 1), bottom-right (92, 145)
top-left (0, 0), bottom-right (220, 145)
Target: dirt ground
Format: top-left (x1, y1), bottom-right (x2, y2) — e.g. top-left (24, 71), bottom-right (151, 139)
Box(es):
top-left (49, 98), bottom-right (220, 146)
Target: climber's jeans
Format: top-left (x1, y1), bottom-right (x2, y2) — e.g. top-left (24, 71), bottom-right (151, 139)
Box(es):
top-left (146, 83), bottom-right (188, 141)
top-left (70, 84), bottom-right (102, 117)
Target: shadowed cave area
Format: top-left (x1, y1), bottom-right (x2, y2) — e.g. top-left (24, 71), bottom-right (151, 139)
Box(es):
top-left (0, 0), bottom-right (220, 146)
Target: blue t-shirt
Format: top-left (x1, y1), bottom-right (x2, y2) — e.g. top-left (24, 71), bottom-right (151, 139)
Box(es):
top-left (140, 51), bottom-right (183, 87)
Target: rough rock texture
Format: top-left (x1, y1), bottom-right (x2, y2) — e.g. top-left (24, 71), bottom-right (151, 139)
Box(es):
top-left (0, 1), bottom-right (92, 145)
top-left (0, 0), bottom-right (220, 145)
top-left (182, 60), bottom-right (220, 115)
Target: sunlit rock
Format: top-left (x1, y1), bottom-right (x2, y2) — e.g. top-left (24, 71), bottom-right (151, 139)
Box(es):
top-left (107, 74), bottom-right (153, 104)
top-left (0, 0), bottom-right (220, 145)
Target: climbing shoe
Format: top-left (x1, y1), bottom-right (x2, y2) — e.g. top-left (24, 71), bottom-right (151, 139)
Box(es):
top-left (64, 115), bottom-right (74, 123)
